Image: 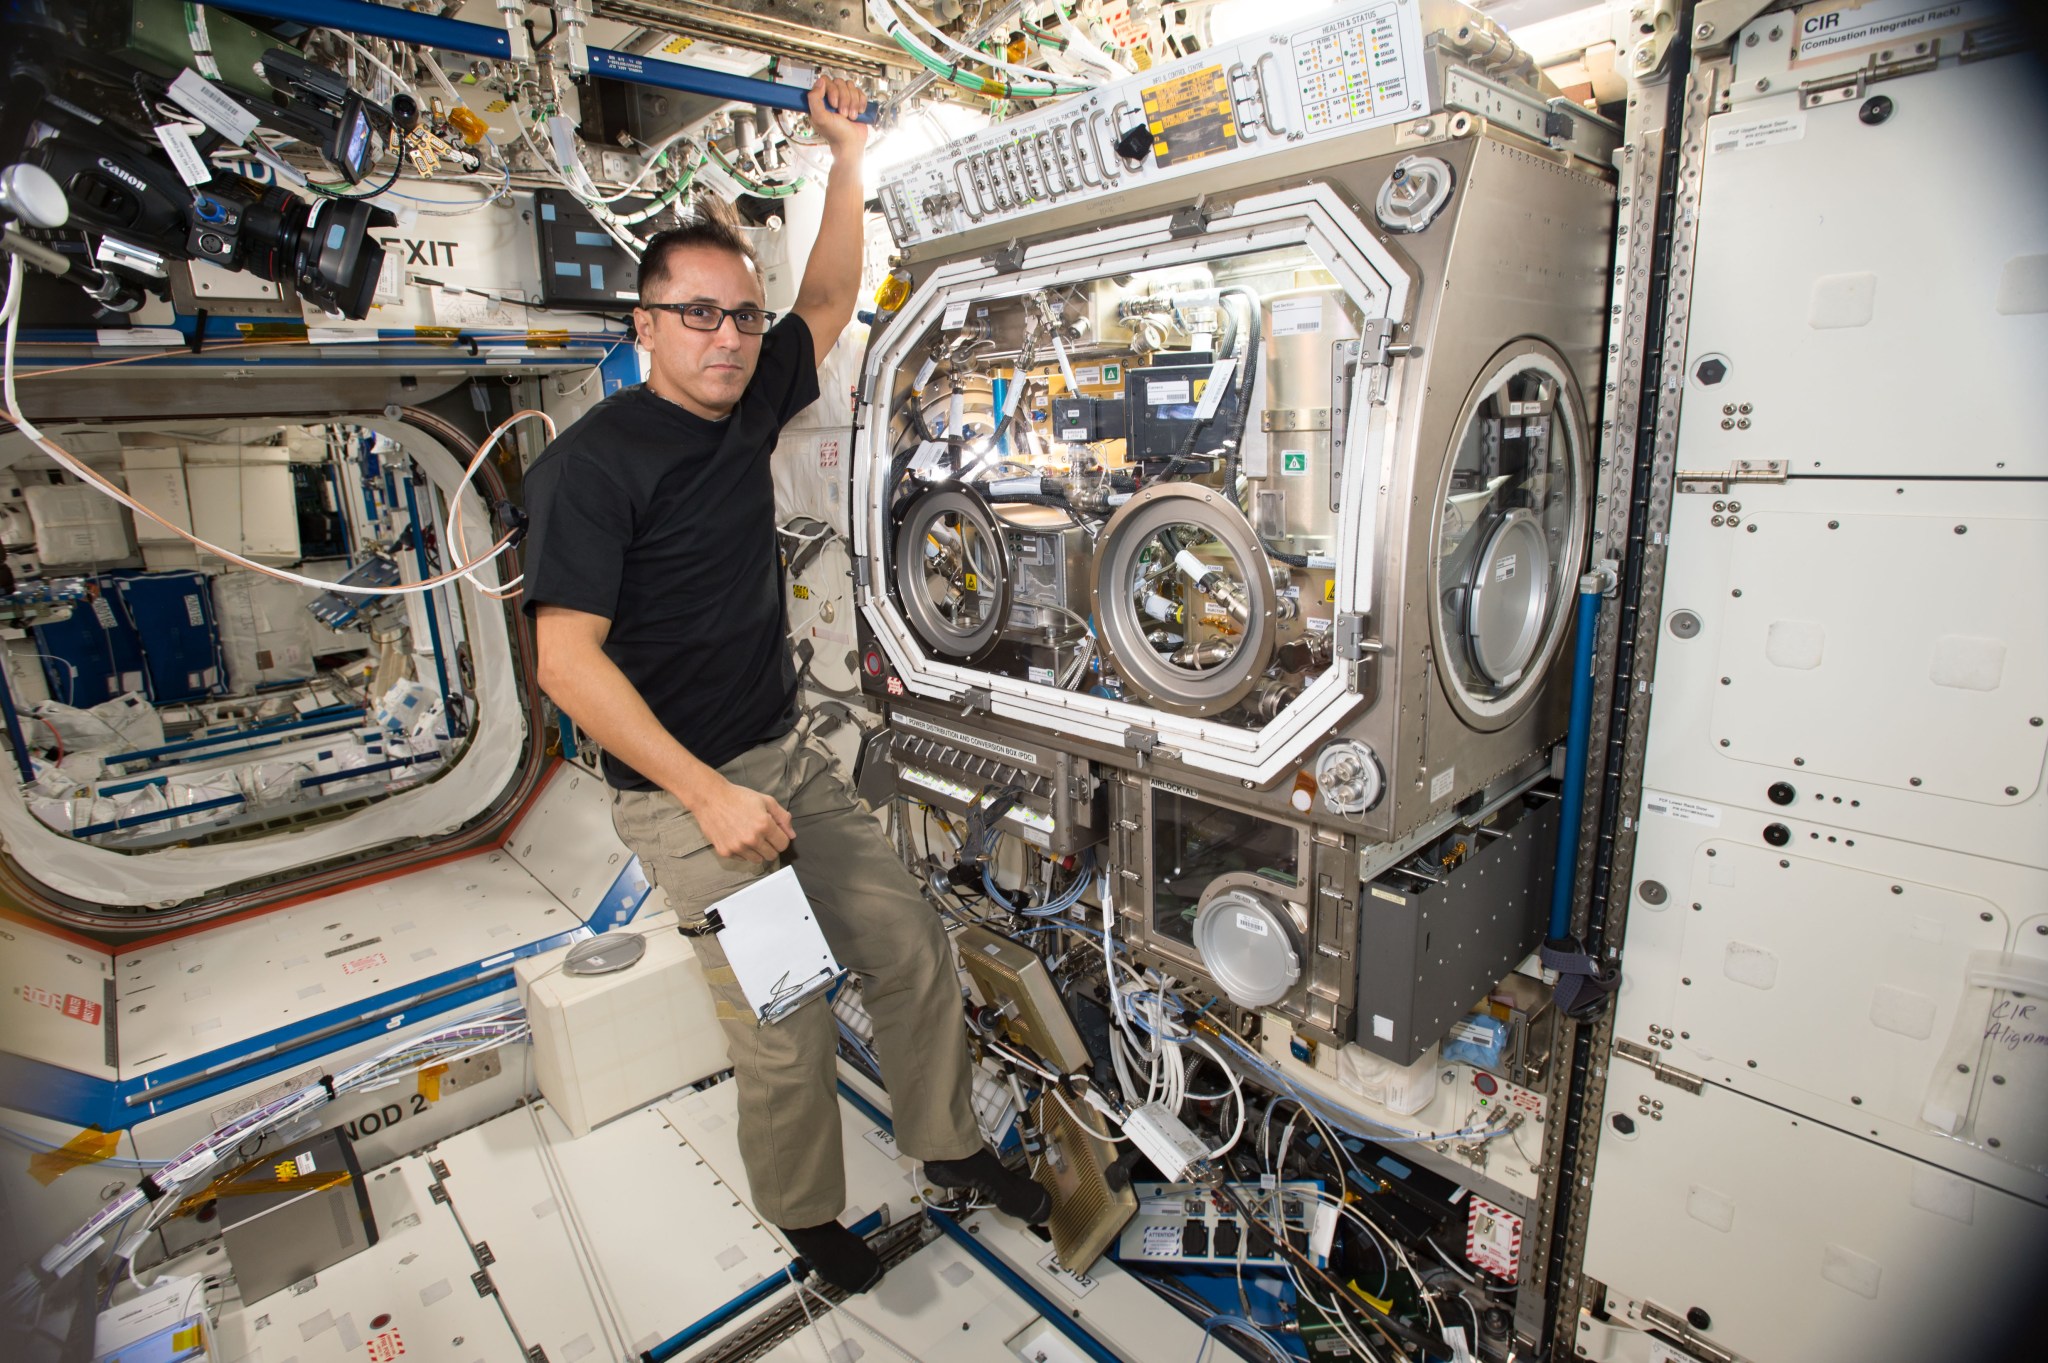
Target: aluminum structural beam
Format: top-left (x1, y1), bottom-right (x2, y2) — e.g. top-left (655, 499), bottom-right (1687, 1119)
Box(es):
top-left (212, 0), bottom-right (876, 118)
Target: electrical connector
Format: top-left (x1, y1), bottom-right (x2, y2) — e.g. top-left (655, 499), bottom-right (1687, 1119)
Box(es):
top-left (1122, 1101), bottom-right (1211, 1181)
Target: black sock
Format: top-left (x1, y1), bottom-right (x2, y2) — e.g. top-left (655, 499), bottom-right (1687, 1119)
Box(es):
top-left (780, 1220), bottom-right (884, 1295)
top-left (924, 1148), bottom-right (1054, 1224)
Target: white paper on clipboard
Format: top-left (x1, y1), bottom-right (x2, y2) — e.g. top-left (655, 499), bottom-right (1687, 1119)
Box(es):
top-left (710, 865), bottom-right (841, 1023)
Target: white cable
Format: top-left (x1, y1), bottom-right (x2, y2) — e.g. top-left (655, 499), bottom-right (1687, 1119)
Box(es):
top-left (1055, 1085), bottom-right (1129, 1142)
top-left (1192, 1037), bottom-right (1245, 1157)
top-left (1058, 8), bottom-right (1133, 78)
top-left (2, 260), bottom-right (521, 597)
top-left (441, 407), bottom-right (553, 595)
top-left (522, 1047), bottom-right (633, 1361)
top-left (516, 116), bottom-right (644, 259)
top-left (594, 125), bottom-right (697, 203)
top-left (881, 0), bottom-right (1102, 89)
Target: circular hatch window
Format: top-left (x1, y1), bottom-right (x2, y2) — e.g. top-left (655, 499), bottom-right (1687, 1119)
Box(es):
top-left (1431, 342), bottom-right (1589, 729)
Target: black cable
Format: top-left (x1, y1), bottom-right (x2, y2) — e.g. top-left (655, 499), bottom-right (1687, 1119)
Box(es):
top-left (1208, 1177), bottom-right (1437, 1359)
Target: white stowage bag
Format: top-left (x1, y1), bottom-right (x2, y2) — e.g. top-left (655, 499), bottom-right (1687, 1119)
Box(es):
top-left (34, 692), bottom-right (165, 756)
top-left (28, 783), bottom-right (168, 838)
top-left (373, 678), bottom-right (433, 735)
top-left (212, 571), bottom-right (321, 692)
top-left (1335, 1041), bottom-right (1446, 1117)
top-left (164, 773), bottom-right (241, 829)
top-left (238, 758), bottom-right (312, 808)
top-left (23, 483), bottom-right (135, 565)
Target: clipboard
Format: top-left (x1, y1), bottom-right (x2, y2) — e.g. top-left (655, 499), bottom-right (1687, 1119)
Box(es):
top-left (703, 865), bottom-right (842, 1023)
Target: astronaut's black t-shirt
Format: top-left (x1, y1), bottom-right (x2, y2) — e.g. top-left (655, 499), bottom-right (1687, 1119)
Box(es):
top-left (521, 315), bottom-right (820, 788)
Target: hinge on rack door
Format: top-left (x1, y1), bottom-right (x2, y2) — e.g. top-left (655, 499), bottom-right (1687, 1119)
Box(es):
top-left (1332, 613), bottom-right (1379, 662)
top-left (1675, 459), bottom-right (1786, 495)
top-left (1615, 1039), bottom-right (1704, 1093)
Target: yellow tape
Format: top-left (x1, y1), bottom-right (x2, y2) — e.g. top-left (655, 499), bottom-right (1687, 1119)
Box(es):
top-left (1348, 1280), bottom-right (1395, 1314)
top-left (418, 1062), bottom-right (447, 1103)
top-left (26, 1126), bottom-right (120, 1186)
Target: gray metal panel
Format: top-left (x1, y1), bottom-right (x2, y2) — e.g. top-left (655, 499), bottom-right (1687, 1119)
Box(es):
top-left (1354, 798), bottom-right (1557, 1063)
top-left (1373, 133), bottom-right (1614, 844)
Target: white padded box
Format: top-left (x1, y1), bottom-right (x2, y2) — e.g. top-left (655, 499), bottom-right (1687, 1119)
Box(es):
top-left (515, 910), bottom-right (730, 1138)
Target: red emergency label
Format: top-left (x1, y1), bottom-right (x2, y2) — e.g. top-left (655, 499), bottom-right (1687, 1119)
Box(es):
top-left (21, 987), bottom-right (103, 1025)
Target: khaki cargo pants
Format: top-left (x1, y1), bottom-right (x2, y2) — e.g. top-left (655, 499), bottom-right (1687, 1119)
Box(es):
top-left (610, 726), bottom-right (982, 1228)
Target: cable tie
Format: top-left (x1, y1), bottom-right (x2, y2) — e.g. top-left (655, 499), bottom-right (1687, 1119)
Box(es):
top-left (319, 1074), bottom-right (338, 1100)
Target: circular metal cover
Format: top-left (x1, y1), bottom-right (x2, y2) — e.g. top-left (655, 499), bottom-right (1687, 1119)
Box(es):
top-left (564, 932), bottom-right (647, 976)
top-left (1428, 340), bottom-right (1590, 731)
top-left (1466, 508), bottom-right (1552, 685)
top-left (894, 484), bottom-right (1009, 661)
top-left (1374, 155), bottom-right (1456, 234)
top-left (1193, 882), bottom-right (1301, 1008)
top-left (1091, 483), bottom-right (1278, 717)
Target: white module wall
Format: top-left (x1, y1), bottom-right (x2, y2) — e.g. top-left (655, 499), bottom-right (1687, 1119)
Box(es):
top-left (1580, 39), bottom-right (2048, 1363)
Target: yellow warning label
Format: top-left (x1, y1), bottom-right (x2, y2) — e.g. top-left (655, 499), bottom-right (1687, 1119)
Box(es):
top-left (26, 1126), bottom-right (120, 1186)
top-left (792, 584), bottom-right (811, 600)
top-left (275, 1159), bottom-right (299, 1180)
top-left (171, 1324), bottom-right (203, 1351)
top-left (963, 572), bottom-right (979, 592)
top-left (1139, 65), bottom-right (1235, 168)
top-left (661, 35), bottom-right (695, 54)
top-left (486, 99), bottom-right (511, 113)
top-left (1323, 580), bottom-right (1337, 604)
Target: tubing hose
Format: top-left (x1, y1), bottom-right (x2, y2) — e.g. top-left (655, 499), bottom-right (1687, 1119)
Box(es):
top-left (1547, 578), bottom-right (1605, 942)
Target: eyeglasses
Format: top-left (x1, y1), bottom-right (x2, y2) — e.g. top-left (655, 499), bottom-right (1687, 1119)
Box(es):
top-left (642, 302), bottom-right (776, 335)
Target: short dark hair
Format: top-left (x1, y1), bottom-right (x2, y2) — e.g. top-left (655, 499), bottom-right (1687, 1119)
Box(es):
top-left (636, 193), bottom-right (758, 301)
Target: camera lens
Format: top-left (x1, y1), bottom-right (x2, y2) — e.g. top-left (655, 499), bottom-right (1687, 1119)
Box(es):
top-left (292, 198), bottom-right (390, 317)
top-left (222, 185), bottom-right (390, 319)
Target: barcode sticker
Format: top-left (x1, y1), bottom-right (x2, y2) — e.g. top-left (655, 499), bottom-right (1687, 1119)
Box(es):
top-left (167, 69), bottom-right (259, 143)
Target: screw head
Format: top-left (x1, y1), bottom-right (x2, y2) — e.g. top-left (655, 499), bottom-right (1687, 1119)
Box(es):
top-left (1687, 1306), bottom-right (1713, 1330)
top-left (1695, 22), bottom-right (1715, 40)
top-left (1859, 95), bottom-right (1895, 125)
